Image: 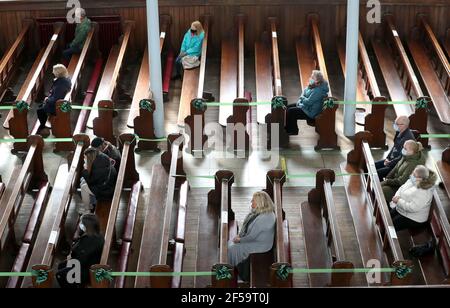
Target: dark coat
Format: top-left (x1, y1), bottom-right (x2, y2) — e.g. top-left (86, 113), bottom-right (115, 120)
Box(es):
top-left (71, 233), bottom-right (104, 284)
top-left (386, 128), bottom-right (416, 168)
top-left (103, 144), bottom-right (121, 170)
top-left (81, 152), bottom-right (117, 201)
top-left (44, 77), bottom-right (72, 114)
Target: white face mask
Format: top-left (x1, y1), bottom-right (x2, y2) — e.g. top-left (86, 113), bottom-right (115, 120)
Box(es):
top-left (79, 222), bottom-right (86, 232)
top-left (401, 148), bottom-right (409, 156)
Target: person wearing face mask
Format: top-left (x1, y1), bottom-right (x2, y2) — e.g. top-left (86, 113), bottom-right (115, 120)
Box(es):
top-left (285, 70), bottom-right (330, 135)
top-left (381, 140), bottom-right (425, 203)
top-left (375, 116), bottom-right (415, 181)
top-left (36, 64), bottom-right (72, 138)
top-left (389, 165), bottom-right (436, 231)
top-left (56, 214), bottom-right (104, 288)
top-left (172, 20), bottom-right (205, 80)
top-left (228, 191), bottom-right (276, 282)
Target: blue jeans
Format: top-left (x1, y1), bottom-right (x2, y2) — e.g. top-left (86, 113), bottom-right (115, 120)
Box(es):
top-left (375, 159), bottom-right (394, 181)
top-left (63, 45), bottom-right (81, 60)
top-left (175, 55), bottom-right (183, 76)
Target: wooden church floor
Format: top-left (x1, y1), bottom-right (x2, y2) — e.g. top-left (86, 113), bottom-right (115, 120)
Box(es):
top-left (0, 52), bottom-right (448, 287)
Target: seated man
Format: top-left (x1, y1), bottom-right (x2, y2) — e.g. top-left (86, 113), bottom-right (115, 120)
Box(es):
top-left (285, 70), bottom-right (329, 135)
top-left (91, 137), bottom-right (121, 171)
top-left (375, 116), bottom-right (415, 181)
top-left (63, 8), bottom-right (92, 61)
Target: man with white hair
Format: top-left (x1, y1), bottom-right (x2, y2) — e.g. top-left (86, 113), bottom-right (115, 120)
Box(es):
top-left (63, 8), bottom-right (91, 60)
top-left (375, 115), bottom-right (415, 181)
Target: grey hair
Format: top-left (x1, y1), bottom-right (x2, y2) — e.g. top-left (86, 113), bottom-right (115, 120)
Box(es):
top-left (76, 8), bottom-right (86, 18)
top-left (414, 165), bottom-right (429, 179)
top-left (312, 70), bottom-right (325, 83)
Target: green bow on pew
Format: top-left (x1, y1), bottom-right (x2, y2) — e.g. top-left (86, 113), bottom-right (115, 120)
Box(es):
top-left (139, 99), bottom-right (153, 112)
top-left (394, 262), bottom-right (413, 279)
top-left (415, 97), bottom-right (430, 110)
top-left (15, 100), bottom-right (30, 112)
top-left (271, 96), bottom-right (287, 110)
top-left (31, 269), bottom-right (49, 285)
top-left (322, 98), bottom-right (336, 109)
top-left (276, 264), bottom-right (291, 281)
top-left (59, 100), bottom-right (72, 113)
top-left (192, 98), bottom-right (206, 111)
top-left (94, 268), bottom-right (113, 283)
top-left (215, 265), bottom-right (232, 280)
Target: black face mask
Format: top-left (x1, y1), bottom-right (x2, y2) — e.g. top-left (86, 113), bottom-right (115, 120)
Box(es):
top-left (190, 29), bottom-right (197, 34)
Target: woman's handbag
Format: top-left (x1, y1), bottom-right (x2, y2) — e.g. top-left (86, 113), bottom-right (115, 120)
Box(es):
top-left (181, 55), bottom-right (200, 69)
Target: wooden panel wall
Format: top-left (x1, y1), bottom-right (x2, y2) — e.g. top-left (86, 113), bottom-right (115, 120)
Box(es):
top-left (0, 0), bottom-right (449, 56)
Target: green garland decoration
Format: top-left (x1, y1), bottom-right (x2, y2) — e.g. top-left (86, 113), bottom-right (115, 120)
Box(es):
top-left (215, 265), bottom-right (232, 280)
top-left (94, 268), bottom-right (113, 283)
top-left (192, 98), bottom-right (206, 111)
top-left (15, 100), bottom-right (30, 112)
top-left (59, 100), bottom-right (72, 113)
top-left (139, 99), bottom-right (153, 112)
top-left (271, 96), bottom-right (287, 110)
top-left (276, 264), bottom-right (291, 281)
top-left (415, 97), bottom-right (429, 110)
top-left (394, 262), bottom-right (412, 279)
top-left (323, 98), bottom-right (336, 110)
top-left (31, 269), bottom-right (49, 285)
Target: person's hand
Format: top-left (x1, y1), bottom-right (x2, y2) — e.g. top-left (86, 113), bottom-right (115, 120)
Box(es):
top-left (233, 236), bottom-right (241, 243)
top-left (180, 51), bottom-right (187, 57)
top-left (384, 159), bottom-right (390, 166)
top-left (392, 196), bottom-right (399, 203)
top-left (67, 254), bottom-right (72, 260)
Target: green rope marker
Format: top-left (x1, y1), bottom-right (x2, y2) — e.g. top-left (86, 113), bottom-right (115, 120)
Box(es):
top-left (95, 268), bottom-right (113, 283)
top-left (323, 98), bottom-right (335, 109)
top-left (0, 106), bottom-right (16, 110)
top-left (192, 98), bottom-right (206, 111)
top-left (276, 264), bottom-right (291, 281)
top-left (394, 262), bottom-right (412, 279)
top-left (59, 100), bottom-right (72, 113)
top-left (271, 96), bottom-right (287, 110)
top-left (31, 269), bottom-right (49, 285)
top-left (139, 99), bottom-right (153, 112)
top-left (415, 97), bottom-right (430, 109)
top-left (15, 100), bottom-right (29, 112)
top-left (215, 266), bottom-right (232, 280)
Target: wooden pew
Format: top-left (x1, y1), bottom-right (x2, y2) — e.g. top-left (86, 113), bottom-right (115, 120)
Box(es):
top-left (372, 15), bottom-right (430, 148)
top-left (177, 15), bottom-right (210, 127)
top-left (436, 147), bottom-right (450, 200)
top-left (19, 134), bottom-right (90, 288)
top-left (148, 134), bottom-right (189, 288)
top-left (50, 26), bottom-right (96, 152)
top-left (5, 23), bottom-right (64, 153)
top-left (0, 20), bottom-right (32, 102)
top-left (0, 136), bottom-right (48, 257)
top-left (195, 170), bottom-right (237, 288)
top-left (407, 15), bottom-right (450, 125)
top-left (337, 33), bottom-right (388, 148)
top-left (86, 21), bottom-right (133, 143)
top-left (0, 177), bottom-right (4, 200)
top-left (343, 131), bottom-right (413, 285)
top-left (128, 15), bottom-right (170, 128)
top-left (249, 170), bottom-right (292, 288)
top-left (134, 134), bottom-right (184, 288)
top-left (445, 29), bottom-right (450, 59)
top-left (301, 169), bottom-right (354, 286)
top-left (89, 133), bottom-right (141, 288)
top-left (255, 17), bottom-right (289, 149)
top-left (296, 14), bottom-right (339, 150)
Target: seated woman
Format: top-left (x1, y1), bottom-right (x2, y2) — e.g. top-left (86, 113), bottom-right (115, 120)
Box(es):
top-left (382, 140), bottom-right (425, 203)
top-left (228, 191), bottom-right (276, 282)
top-left (36, 64), bottom-right (72, 137)
top-left (389, 165), bottom-right (437, 231)
top-left (285, 70), bottom-right (329, 135)
top-left (79, 147), bottom-right (117, 215)
top-left (90, 137), bottom-right (121, 171)
top-left (172, 20), bottom-right (205, 80)
top-left (56, 214), bottom-right (104, 288)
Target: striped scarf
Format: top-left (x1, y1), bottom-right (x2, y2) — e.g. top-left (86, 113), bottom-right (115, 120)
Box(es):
top-left (239, 210), bottom-right (259, 237)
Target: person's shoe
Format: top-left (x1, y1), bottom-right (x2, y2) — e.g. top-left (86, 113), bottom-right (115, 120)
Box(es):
top-left (409, 239), bottom-right (435, 258)
top-left (37, 127), bottom-right (50, 138)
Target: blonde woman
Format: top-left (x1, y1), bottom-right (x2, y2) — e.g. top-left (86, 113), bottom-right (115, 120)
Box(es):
top-left (172, 20), bottom-right (205, 79)
top-left (37, 64), bottom-right (71, 137)
top-left (382, 140), bottom-right (425, 202)
top-left (228, 191), bottom-right (276, 281)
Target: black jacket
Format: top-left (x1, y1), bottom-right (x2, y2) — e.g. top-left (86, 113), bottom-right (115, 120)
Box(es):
top-left (71, 233), bottom-right (104, 284)
top-left (44, 77), bottom-right (72, 114)
top-left (81, 152), bottom-right (117, 200)
top-left (386, 128), bottom-right (416, 168)
top-left (103, 144), bottom-right (122, 170)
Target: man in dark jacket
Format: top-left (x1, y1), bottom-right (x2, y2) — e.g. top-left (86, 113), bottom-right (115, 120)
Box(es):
top-left (91, 137), bottom-right (121, 171)
top-left (63, 8), bottom-right (92, 60)
top-left (376, 116), bottom-right (415, 181)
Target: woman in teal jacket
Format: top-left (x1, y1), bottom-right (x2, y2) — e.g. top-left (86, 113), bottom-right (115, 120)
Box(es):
top-left (173, 21), bottom-right (205, 79)
top-left (285, 70), bottom-right (329, 135)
